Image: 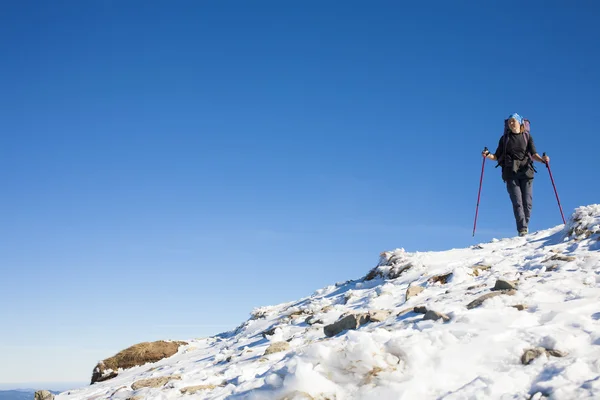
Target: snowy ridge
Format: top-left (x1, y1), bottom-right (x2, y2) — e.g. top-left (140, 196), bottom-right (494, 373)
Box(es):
top-left (57, 205), bottom-right (600, 400)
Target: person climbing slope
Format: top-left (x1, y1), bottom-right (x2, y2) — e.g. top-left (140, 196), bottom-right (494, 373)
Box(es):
top-left (482, 113), bottom-right (550, 236)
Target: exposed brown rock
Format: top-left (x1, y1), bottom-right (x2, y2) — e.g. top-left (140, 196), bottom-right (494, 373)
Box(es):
top-left (466, 290), bottom-right (516, 309)
top-left (91, 340), bottom-right (186, 384)
top-left (264, 341), bottom-right (291, 355)
top-left (131, 375), bottom-right (181, 390)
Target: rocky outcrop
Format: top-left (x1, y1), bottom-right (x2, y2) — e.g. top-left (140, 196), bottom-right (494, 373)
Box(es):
top-left (91, 340), bottom-right (186, 384)
top-left (34, 391), bottom-right (54, 400)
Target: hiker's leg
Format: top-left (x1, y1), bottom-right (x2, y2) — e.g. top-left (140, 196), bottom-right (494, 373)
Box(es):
top-left (521, 179), bottom-right (533, 228)
top-left (506, 179), bottom-right (526, 232)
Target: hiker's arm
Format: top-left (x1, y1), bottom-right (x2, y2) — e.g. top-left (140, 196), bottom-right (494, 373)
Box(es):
top-left (532, 153), bottom-right (550, 163)
top-left (528, 136), bottom-right (549, 163)
top-left (484, 137), bottom-right (504, 161)
top-left (485, 152), bottom-right (497, 161)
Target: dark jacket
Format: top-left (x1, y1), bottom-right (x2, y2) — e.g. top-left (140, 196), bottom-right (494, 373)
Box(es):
top-left (494, 132), bottom-right (537, 181)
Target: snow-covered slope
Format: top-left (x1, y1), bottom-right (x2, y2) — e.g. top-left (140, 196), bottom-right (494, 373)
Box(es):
top-left (57, 205), bottom-right (600, 400)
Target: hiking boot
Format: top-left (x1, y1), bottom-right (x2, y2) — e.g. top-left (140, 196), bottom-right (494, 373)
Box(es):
top-left (519, 229), bottom-right (528, 237)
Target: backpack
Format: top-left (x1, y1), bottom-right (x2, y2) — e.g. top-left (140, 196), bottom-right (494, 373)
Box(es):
top-left (496, 118), bottom-right (535, 170)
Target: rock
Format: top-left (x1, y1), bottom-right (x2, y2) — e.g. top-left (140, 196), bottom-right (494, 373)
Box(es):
top-left (423, 310), bottom-right (450, 322)
top-left (131, 375), bottom-right (182, 390)
top-left (264, 341), bottom-right (291, 355)
top-left (261, 327), bottom-right (278, 338)
top-left (429, 272), bottom-right (453, 285)
top-left (414, 306), bottom-right (428, 314)
top-left (279, 391), bottom-right (315, 400)
top-left (406, 285), bottom-right (424, 300)
top-left (521, 347), bottom-right (547, 365)
top-left (470, 264), bottom-right (492, 276)
top-left (466, 290), bottom-right (516, 309)
top-left (467, 283), bottom-right (487, 291)
top-left (35, 391), bottom-right (54, 400)
top-left (493, 279), bottom-right (518, 291)
top-left (91, 340), bottom-right (186, 384)
top-left (550, 254), bottom-right (577, 262)
top-left (521, 348), bottom-right (568, 365)
top-left (512, 304), bottom-right (528, 311)
top-left (321, 305), bottom-right (333, 313)
top-left (92, 370), bottom-right (118, 383)
top-left (324, 313), bottom-right (370, 337)
top-left (546, 264), bottom-right (559, 272)
top-left (305, 316), bottom-right (324, 326)
top-left (126, 397), bottom-right (143, 400)
top-left (546, 349), bottom-right (568, 358)
top-left (397, 307), bottom-right (416, 317)
top-left (369, 309), bottom-right (392, 322)
top-left (180, 383), bottom-right (226, 394)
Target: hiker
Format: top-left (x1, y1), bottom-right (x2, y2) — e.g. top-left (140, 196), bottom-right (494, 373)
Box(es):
top-left (482, 113), bottom-right (550, 236)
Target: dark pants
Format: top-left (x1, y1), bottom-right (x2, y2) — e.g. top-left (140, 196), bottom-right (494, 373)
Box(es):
top-left (506, 178), bottom-right (533, 232)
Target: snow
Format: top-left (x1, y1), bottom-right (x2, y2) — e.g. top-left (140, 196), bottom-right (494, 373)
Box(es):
top-left (55, 205), bottom-right (600, 400)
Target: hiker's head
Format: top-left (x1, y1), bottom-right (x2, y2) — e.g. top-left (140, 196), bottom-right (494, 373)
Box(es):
top-left (508, 113), bottom-right (523, 134)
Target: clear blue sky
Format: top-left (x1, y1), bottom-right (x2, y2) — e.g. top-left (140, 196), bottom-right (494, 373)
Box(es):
top-left (1, 0), bottom-right (599, 386)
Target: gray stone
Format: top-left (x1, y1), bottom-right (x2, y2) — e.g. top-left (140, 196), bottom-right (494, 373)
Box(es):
top-left (493, 279), bottom-right (518, 291)
top-left (406, 285), bottom-right (424, 300)
top-left (466, 290), bottom-right (516, 309)
top-left (324, 313), bottom-right (370, 337)
top-left (521, 347), bottom-right (567, 365)
top-left (264, 341), bottom-right (291, 355)
top-left (305, 316), bottom-right (324, 326)
top-left (521, 347), bottom-right (547, 365)
top-left (550, 254), bottom-right (577, 262)
top-left (35, 391), bottom-right (55, 400)
top-left (369, 309), bottom-right (392, 322)
top-left (414, 306), bottom-right (428, 314)
top-left (423, 310), bottom-right (450, 322)
top-left (546, 349), bottom-right (568, 358)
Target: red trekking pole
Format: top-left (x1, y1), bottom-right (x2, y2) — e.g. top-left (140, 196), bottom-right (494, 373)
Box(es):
top-left (543, 152), bottom-right (566, 224)
top-left (473, 147), bottom-right (488, 237)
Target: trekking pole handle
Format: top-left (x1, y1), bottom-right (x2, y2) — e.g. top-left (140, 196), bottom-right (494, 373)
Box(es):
top-left (543, 152), bottom-right (549, 166)
top-left (482, 147), bottom-right (489, 157)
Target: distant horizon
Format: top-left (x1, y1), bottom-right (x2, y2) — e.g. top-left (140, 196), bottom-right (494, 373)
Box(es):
top-left (0, 382), bottom-right (86, 392)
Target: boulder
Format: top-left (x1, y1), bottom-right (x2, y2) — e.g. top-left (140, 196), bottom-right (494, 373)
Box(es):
top-left (264, 341), bottom-right (291, 355)
top-left (324, 313), bottom-right (370, 337)
top-left (406, 285), bottom-right (424, 300)
top-left (492, 279), bottom-right (518, 291)
top-left (423, 310), bottom-right (450, 322)
top-left (466, 290), bottom-right (516, 309)
top-left (34, 391), bottom-right (54, 400)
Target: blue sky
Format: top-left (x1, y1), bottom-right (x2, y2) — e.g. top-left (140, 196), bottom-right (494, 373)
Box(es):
top-left (1, 0), bottom-right (599, 386)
